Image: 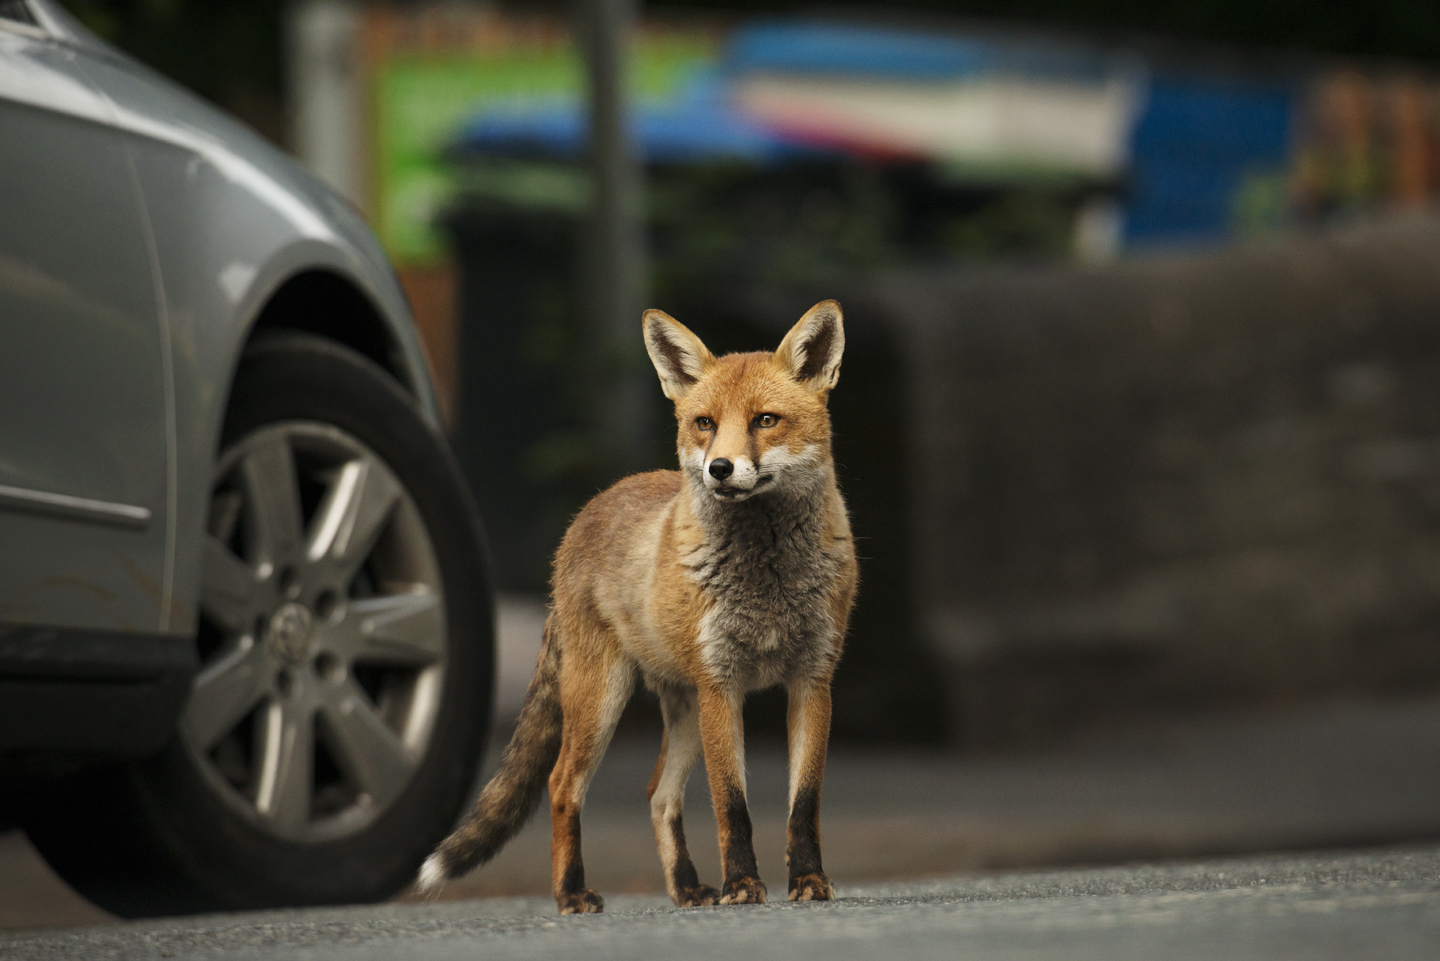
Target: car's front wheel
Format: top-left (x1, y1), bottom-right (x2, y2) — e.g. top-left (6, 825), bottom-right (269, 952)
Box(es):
top-left (24, 333), bottom-right (494, 916)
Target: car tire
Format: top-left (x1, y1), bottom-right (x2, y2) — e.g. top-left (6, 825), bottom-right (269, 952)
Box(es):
top-left (22, 332), bottom-right (494, 917)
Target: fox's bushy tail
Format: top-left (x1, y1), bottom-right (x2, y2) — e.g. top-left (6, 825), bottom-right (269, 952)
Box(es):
top-left (416, 617), bottom-right (563, 893)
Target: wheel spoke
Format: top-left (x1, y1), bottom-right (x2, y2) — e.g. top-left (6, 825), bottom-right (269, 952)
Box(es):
top-left (328, 592), bottom-right (445, 666)
top-left (196, 420), bottom-right (448, 842)
top-left (307, 456), bottom-right (402, 581)
top-left (319, 679), bottom-right (415, 808)
top-left (241, 431), bottom-right (304, 565)
top-left (254, 700), bottom-right (314, 833)
top-left (200, 535), bottom-right (258, 633)
top-left (182, 637), bottom-right (268, 751)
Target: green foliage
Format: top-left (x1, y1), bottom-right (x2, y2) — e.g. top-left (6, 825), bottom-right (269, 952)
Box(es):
top-left (939, 191), bottom-right (1077, 259)
top-left (643, 158), bottom-right (1083, 311)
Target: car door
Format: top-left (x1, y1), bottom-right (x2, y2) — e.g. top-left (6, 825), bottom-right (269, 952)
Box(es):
top-left (0, 10), bottom-right (172, 635)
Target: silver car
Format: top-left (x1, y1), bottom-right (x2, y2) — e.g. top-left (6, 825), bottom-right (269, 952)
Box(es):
top-left (0, 0), bottom-right (495, 915)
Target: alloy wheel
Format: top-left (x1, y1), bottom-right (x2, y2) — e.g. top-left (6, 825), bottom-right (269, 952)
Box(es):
top-left (184, 422), bottom-right (448, 843)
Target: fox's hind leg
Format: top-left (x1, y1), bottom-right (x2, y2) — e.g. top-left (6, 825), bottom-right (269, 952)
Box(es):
top-left (647, 687), bottom-right (718, 907)
top-left (548, 642), bottom-right (634, 915)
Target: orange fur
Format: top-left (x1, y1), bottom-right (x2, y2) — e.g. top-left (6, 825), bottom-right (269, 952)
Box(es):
top-left (419, 302), bottom-right (857, 913)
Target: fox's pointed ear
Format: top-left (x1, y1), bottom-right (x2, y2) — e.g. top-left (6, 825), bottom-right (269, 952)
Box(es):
top-left (643, 309), bottom-right (715, 401)
top-left (775, 300), bottom-right (844, 392)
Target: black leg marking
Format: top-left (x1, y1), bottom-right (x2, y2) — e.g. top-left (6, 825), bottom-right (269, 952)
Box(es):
top-left (558, 811), bottom-right (585, 893)
top-left (787, 786), bottom-right (822, 878)
top-left (721, 785), bottom-right (759, 883)
top-left (554, 810), bottom-right (604, 915)
top-left (669, 815), bottom-right (720, 906)
top-left (717, 785), bottom-right (766, 904)
top-left (670, 816), bottom-right (700, 890)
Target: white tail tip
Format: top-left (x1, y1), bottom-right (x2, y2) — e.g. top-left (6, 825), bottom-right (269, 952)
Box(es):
top-left (416, 852), bottom-right (448, 895)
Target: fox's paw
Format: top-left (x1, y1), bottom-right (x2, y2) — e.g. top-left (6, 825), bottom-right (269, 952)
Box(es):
top-left (719, 876), bottom-right (768, 905)
top-left (673, 884), bottom-right (721, 907)
top-left (556, 889), bottom-right (605, 915)
top-left (788, 873), bottom-right (836, 902)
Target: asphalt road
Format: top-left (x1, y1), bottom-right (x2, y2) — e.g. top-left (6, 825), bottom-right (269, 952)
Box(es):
top-left (8, 607), bottom-right (1439, 955)
top-left (2, 845), bottom-right (1437, 960)
top-left (8, 693), bottom-right (1440, 930)
top-left (6, 692), bottom-right (1440, 934)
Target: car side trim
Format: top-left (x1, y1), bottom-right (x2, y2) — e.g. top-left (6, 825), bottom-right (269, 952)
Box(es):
top-left (0, 624), bottom-right (194, 680)
top-left (0, 483), bottom-right (152, 530)
top-left (0, 626), bottom-right (196, 755)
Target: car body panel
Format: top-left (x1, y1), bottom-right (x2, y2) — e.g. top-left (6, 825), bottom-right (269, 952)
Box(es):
top-left (0, 23), bottom-right (170, 633)
top-left (1, 2), bottom-right (444, 657)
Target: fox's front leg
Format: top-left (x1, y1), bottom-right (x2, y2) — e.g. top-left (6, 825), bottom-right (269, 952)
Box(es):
top-left (786, 677), bottom-right (835, 901)
top-left (696, 684), bottom-right (767, 904)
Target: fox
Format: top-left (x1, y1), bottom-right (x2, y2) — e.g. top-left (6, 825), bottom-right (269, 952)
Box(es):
top-left (416, 300), bottom-right (858, 914)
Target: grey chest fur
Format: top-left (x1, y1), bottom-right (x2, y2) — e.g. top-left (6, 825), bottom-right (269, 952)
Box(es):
top-left (688, 482), bottom-right (845, 688)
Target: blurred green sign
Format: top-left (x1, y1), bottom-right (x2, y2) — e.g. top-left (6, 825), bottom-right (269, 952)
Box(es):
top-left (373, 34), bottom-right (716, 265)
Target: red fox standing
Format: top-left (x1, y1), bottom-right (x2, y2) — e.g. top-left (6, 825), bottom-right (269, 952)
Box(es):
top-left (417, 301), bottom-right (858, 914)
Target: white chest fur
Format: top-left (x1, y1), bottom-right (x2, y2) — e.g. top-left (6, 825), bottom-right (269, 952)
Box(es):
top-left (685, 481), bottom-right (844, 689)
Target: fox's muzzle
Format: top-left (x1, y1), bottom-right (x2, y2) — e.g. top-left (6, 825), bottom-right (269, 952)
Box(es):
top-left (703, 454), bottom-right (760, 500)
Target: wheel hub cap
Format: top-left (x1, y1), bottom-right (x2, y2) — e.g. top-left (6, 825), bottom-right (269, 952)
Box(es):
top-left (267, 602), bottom-right (315, 664)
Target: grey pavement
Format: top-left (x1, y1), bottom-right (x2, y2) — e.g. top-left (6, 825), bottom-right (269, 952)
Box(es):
top-left (5, 694), bottom-right (1440, 931)
top-left (2, 845), bottom-right (1438, 960)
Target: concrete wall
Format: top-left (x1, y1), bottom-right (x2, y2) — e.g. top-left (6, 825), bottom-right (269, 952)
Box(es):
top-left (874, 214), bottom-right (1440, 742)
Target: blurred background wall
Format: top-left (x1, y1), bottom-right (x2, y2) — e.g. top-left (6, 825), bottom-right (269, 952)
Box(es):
top-left (56, 0), bottom-right (1440, 747)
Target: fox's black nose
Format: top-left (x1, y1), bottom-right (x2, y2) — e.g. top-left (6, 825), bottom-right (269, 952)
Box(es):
top-left (709, 458), bottom-right (734, 481)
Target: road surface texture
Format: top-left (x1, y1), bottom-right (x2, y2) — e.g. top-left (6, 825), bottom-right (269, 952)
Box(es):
top-left (1, 845), bottom-right (1437, 960)
top-left (5, 693), bottom-right (1440, 929)
top-left (3, 699), bottom-right (1439, 957)
top-left (4, 604), bottom-right (1439, 948)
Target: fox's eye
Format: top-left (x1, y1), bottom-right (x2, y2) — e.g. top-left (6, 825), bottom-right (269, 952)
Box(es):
top-left (695, 416), bottom-right (714, 431)
top-left (756, 413), bottom-right (779, 428)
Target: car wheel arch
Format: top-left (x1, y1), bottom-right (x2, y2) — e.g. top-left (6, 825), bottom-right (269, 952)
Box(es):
top-left (246, 268), bottom-right (419, 399)
top-left (169, 263), bottom-right (444, 650)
